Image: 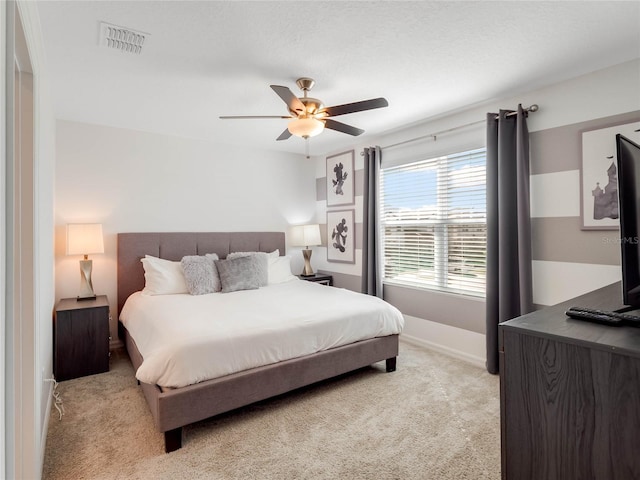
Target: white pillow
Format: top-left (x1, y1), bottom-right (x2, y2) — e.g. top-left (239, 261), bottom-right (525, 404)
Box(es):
top-left (228, 249), bottom-right (279, 264)
top-left (268, 255), bottom-right (298, 284)
top-left (140, 255), bottom-right (188, 295)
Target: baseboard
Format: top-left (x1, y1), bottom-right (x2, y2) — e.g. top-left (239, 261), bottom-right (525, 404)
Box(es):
top-left (399, 315), bottom-right (486, 369)
top-left (110, 338), bottom-right (124, 350)
top-left (39, 379), bottom-right (55, 469)
top-left (401, 334), bottom-right (485, 369)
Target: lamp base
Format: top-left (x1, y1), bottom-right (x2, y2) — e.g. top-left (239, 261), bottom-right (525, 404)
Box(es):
top-left (301, 249), bottom-right (315, 276)
top-left (78, 258), bottom-right (97, 300)
top-left (76, 294), bottom-right (97, 302)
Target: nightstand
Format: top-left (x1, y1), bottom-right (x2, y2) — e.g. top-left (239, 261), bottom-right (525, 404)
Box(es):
top-left (54, 295), bottom-right (110, 381)
top-left (297, 273), bottom-right (333, 286)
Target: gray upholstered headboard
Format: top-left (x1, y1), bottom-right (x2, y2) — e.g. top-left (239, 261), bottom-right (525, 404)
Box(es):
top-left (117, 232), bottom-right (285, 314)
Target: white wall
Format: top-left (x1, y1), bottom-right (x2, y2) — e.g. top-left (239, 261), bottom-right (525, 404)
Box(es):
top-left (54, 121), bottom-right (316, 340)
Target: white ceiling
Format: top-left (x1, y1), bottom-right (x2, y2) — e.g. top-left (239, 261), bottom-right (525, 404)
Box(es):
top-left (36, 1), bottom-right (640, 156)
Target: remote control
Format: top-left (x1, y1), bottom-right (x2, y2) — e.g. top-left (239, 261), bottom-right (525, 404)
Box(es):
top-left (565, 307), bottom-right (623, 326)
top-left (610, 311), bottom-right (640, 325)
top-left (566, 306), bottom-right (640, 326)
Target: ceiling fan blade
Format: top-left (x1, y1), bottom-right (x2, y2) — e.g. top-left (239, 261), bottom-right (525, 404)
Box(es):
top-left (321, 98), bottom-right (389, 117)
top-left (270, 85), bottom-right (306, 114)
top-left (276, 128), bottom-right (292, 141)
top-left (219, 115), bottom-right (292, 119)
top-left (324, 119), bottom-right (364, 136)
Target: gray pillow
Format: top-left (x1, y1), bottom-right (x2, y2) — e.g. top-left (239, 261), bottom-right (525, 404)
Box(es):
top-left (215, 255), bottom-right (266, 293)
top-left (226, 251), bottom-right (268, 286)
top-left (181, 254), bottom-right (220, 295)
top-left (205, 253), bottom-right (222, 292)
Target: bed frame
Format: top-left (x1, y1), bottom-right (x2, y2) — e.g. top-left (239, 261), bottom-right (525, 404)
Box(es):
top-left (117, 232), bottom-right (399, 452)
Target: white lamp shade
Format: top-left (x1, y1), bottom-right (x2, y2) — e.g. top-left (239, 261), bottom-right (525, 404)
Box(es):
top-left (291, 224), bottom-right (322, 247)
top-left (66, 223), bottom-right (105, 256)
top-left (287, 118), bottom-right (324, 138)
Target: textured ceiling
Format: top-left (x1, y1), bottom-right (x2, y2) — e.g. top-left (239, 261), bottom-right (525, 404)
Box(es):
top-left (37, 1), bottom-right (640, 156)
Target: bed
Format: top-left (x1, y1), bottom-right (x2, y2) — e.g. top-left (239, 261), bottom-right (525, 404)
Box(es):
top-left (117, 232), bottom-right (402, 452)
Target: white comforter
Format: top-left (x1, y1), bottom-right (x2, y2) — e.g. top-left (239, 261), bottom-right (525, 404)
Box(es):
top-left (120, 280), bottom-right (404, 388)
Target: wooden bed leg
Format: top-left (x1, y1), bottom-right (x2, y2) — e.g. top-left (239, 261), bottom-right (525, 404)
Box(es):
top-left (164, 427), bottom-right (183, 453)
top-left (386, 357), bottom-right (397, 372)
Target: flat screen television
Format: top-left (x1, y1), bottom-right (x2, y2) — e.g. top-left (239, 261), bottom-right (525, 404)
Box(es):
top-left (616, 133), bottom-right (640, 310)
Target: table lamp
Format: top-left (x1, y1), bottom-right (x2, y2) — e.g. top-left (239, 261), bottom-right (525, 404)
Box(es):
top-left (66, 223), bottom-right (104, 300)
top-left (291, 224), bottom-right (321, 277)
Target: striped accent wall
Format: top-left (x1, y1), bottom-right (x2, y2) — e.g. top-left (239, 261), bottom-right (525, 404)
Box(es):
top-left (530, 110), bottom-right (640, 306)
top-left (313, 152), bottom-right (364, 292)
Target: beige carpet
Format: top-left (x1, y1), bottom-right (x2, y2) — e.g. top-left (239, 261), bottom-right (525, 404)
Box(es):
top-left (43, 341), bottom-right (500, 479)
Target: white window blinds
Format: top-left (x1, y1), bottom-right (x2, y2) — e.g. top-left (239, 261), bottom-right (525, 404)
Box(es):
top-left (380, 148), bottom-right (486, 297)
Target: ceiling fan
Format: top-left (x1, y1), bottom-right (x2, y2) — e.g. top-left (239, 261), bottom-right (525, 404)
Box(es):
top-left (220, 77), bottom-right (389, 141)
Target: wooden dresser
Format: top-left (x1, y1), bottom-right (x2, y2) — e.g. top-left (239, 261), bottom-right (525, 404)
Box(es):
top-left (499, 282), bottom-right (640, 480)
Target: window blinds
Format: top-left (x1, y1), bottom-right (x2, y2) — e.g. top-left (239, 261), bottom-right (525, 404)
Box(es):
top-left (380, 148), bottom-right (486, 297)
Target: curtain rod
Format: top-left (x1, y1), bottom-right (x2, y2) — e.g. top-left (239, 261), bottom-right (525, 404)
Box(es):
top-left (365, 104), bottom-right (539, 154)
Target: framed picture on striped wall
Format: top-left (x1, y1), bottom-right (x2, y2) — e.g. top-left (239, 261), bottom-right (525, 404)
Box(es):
top-left (581, 121), bottom-right (640, 230)
top-left (326, 150), bottom-right (355, 207)
top-left (327, 209), bottom-right (355, 264)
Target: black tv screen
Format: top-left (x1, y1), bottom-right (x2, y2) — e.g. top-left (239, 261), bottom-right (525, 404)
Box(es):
top-left (616, 133), bottom-right (640, 309)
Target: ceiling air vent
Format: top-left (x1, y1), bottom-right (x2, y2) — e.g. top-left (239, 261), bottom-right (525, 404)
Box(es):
top-left (99, 22), bottom-right (149, 54)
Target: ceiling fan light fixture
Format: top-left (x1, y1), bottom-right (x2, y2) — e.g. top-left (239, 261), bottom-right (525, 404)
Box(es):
top-left (221, 78), bottom-right (388, 143)
top-left (288, 117), bottom-right (324, 138)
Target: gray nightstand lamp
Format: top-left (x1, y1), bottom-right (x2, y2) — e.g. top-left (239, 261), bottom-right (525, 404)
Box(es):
top-left (66, 223), bottom-right (104, 301)
top-left (291, 224), bottom-right (321, 277)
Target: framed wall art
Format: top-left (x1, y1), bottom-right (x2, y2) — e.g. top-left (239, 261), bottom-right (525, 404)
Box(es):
top-left (581, 121), bottom-right (640, 230)
top-left (327, 209), bottom-right (355, 264)
top-left (326, 150), bottom-right (355, 207)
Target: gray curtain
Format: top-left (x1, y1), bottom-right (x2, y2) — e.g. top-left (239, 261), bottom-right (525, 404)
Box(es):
top-left (485, 105), bottom-right (534, 374)
top-left (362, 146), bottom-right (383, 297)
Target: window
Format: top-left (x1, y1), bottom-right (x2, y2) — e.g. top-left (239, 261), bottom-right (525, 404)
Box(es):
top-left (380, 148), bottom-right (486, 297)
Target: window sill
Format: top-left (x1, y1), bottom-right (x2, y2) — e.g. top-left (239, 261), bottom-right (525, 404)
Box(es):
top-left (382, 280), bottom-right (485, 301)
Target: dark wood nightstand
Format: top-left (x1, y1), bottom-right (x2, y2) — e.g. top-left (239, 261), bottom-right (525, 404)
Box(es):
top-left (54, 295), bottom-right (110, 381)
top-left (297, 272), bottom-right (333, 286)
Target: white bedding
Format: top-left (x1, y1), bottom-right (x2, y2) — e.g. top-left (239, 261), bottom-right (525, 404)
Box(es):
top-left (120, 280), bottom-right (404, 388)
